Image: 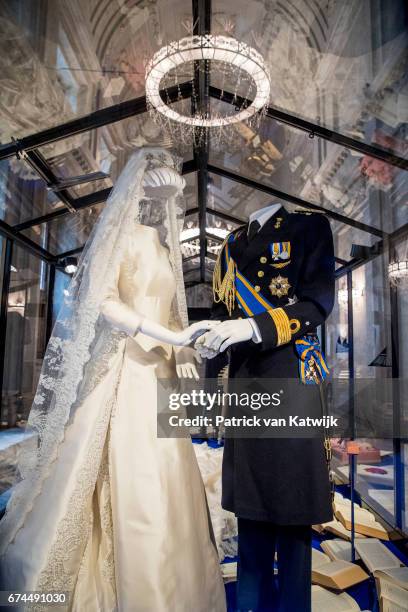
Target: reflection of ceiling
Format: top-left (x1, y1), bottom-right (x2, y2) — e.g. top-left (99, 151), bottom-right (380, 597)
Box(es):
top-left (0, 0), bottom-right (406, 272)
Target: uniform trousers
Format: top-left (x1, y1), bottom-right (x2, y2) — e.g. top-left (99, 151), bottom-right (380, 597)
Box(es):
top-left (236, 518), bottom-right (312, 612)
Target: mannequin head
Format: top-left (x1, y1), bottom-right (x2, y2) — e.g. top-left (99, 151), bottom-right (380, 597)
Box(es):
top-left (139, 161), bottom-right (186, 247)
top-left (142, 164), bottom-right (186, 199)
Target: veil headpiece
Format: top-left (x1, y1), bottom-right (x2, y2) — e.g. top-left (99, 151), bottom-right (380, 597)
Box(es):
top-left (0, 147), bottom-right (188, 552)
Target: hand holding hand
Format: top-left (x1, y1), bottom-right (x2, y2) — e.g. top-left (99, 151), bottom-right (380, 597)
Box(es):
top-left (174, 320), bottom-right (221, 346)
top-left (195, 319), bottom-right (254, 359)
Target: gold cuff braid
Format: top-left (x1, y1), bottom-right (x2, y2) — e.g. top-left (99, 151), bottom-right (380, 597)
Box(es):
top-left (267, 307), bottom-right (292, 346)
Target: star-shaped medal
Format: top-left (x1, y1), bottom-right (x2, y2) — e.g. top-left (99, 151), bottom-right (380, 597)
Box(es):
top-left (269, 275), bottom-right (291, 298)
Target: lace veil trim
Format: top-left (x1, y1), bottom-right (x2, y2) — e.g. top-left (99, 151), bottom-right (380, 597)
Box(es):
top-left (0, 147), bottom-right (188, 554)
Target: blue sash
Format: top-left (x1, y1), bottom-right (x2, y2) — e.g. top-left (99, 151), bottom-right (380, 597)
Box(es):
top-left (294, 336), bottom-right (330, 384)
top-left (224, 235), bottom-right (329, 384)
top-left (224, 235), bottom-right (274, 316)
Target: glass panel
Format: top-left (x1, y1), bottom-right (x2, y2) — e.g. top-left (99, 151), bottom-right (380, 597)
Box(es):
top-left (67, 177), bottom-right (113, 199)
top-left (21, 203), bottom-right (104, 256)
top-left (1, 244), bottom-right (49, 428)
top-left (0, 237), bottom-right (4, 295)
top-left (183, 172), bottom-right (197, 213)
top-left (394, 239), bottom-right (408, 532)
top-left (352, 256), bottom-right (391, 378)
top-left (351, 256), bottom-right (395, 523)
top-left (0, 0), bottom-right (194, 140)
top-left (404, 443), bottom-right (408, 533)
top-left (325, 277), bottom-right (350, 380)
top-left (332, 220), bottom-right (379, 264)
top-left (38, 126), bottom-right (195, 203)
top-left (211, 0), bottom-right (408, 156)
top-left (394, 238), bottom-right (408, 377)
top-left (209, 115), bottom-right (407, 235)
top-left (208, 171), bottom-right (297, 221)
top-left (326, 251), bottom-right (403, 527)
top-left (0, 159), bottom-right (65, 226)
top-left (52, 269), bottom-right (71, 326)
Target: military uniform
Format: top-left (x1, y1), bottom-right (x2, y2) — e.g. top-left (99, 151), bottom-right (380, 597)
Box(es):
top-left (209, 205), bottom-right (335, 612)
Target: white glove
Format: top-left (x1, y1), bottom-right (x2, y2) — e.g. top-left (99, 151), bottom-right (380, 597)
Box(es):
top-left (172, 320), bottom-right (221, 346)
top-left (195, 319), bottom-right (254, 359)
top-left (174, 346), bottom-right (202, 380)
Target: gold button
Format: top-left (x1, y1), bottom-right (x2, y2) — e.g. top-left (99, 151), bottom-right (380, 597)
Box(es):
top-left (260, 256), bottom-right (267, 263)
top-left (255, 285), bottom-right (261, 292)
top-left (257, 270), bottom-right (264, 277)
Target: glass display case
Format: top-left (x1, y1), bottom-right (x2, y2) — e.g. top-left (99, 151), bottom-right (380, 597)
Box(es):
top-left (325, 233), bottom-right (407, 534)
top-left (1, 244), bottom-right (49, 427)
top-left (0, 0), bottom-right (406, 540)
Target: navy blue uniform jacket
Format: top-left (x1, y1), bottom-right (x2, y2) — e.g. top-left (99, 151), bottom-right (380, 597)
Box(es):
top-left (210, 206), bottom-right (335, 525)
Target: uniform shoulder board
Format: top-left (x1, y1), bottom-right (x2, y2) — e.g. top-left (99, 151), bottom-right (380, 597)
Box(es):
top-left (229, 225), bottom-right (246, 238)
top-left (293, 208), bottom-right (327, 215)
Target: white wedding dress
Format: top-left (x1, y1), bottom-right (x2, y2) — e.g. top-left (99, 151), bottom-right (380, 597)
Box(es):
top-left (1, 225), bottom-right (226, 612)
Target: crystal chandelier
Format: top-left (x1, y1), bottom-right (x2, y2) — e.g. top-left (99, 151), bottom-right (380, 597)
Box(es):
top-left (145, 35), bottom-right (271, 145)
top-left (337, 287), bottom-right (364, 304)
top-left (388, 260), bottom-right (408, 287)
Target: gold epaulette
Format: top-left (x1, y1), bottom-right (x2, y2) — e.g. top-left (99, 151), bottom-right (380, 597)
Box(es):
top-left (212, 227), bottom-right (243, 315)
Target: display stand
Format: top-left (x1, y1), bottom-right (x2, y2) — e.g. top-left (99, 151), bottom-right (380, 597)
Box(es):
top-left (347, 440), bottom-right (360, 563)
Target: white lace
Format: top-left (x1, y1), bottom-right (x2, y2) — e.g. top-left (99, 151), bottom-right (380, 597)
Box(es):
top-left (193, 443), bottom-right (238, 562)
top-left (0, 147), bottom-right (188, 555)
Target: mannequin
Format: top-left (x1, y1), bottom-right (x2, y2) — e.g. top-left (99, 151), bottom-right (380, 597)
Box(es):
top-left (0, 151), bottom-right (227, 612)
top-left (196, 201), bottom-right (335, 612)
top-left (101, 163), bottom-right (217, 379)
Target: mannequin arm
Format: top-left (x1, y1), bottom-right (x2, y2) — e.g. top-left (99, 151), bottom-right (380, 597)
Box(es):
top-left (99, 256), bottom-right (217, 346)
top-left (101, 296), bottom-right (217, 346)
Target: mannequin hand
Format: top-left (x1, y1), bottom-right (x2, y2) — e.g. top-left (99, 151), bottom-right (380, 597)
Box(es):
top-left (174, 320), bottom-right (221, 346)
top-left (195, 319), bottom-right (254, 359)
top-left (174, 346), bottom-right (202, 380)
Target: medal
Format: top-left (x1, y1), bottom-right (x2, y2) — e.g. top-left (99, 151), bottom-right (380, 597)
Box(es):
top-left (270, 241), bottom-right (291, 261)
top-left (269, 275), bottom-right (291, 298)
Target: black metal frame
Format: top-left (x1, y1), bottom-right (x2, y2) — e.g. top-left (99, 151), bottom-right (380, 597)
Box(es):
top-left (0, 4), bottom-right (407, 536)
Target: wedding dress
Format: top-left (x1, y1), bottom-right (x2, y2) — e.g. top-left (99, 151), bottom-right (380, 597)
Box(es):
top-left (0, 149), bottom-right (226, 612)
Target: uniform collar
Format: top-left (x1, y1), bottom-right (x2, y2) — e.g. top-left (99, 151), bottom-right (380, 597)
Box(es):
top-left (230, 206), bottom-right (289, 271)
top-left (248, 203), bottom-right (282, 231)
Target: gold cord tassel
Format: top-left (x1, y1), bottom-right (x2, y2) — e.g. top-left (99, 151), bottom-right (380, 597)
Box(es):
top-left (213, 236), bottom-right (236, 315)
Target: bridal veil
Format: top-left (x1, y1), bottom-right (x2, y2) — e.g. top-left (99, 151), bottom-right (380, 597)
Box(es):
top-left (0, 147), bottom-right (189, 553)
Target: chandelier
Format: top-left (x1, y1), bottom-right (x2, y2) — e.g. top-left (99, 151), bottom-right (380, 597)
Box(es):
top-left (145, 35), bottom-right (271, 145)
top-left (337, 287), bottom-right (364, 305)
top-left (388, 260), bottom-right (408, 287)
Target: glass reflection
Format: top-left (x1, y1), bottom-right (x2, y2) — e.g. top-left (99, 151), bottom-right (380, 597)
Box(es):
top-left (21, 203), bottom-right (104, 256)
top-left (209, 114), bottom-right (407, 235)
top-left (211, 0), bottom-right (408, 154)
top-left (0, 159), bottom-right (64, 226)
top-left (0, 0), bottom-right (192, 141)
top-left (1, 244), bottom-right (49, 428)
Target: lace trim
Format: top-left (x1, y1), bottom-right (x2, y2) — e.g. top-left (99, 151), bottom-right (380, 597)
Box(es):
top-left (32, 358), bottom-right (123, 607)
top-left (99, 431), bottom-right (116, 590)
top-left (193, 443), bottom-right (238, 562)
top-left (0, 148), bottom-right (190, 560)
top-left (0, 160), bottom-right (145, 553)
